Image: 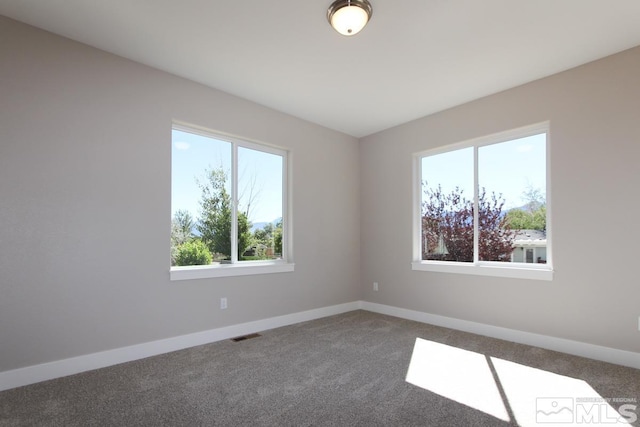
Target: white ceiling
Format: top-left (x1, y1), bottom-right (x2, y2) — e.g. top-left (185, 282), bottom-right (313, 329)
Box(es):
top-left (2, 1), bottom-right (640, 137)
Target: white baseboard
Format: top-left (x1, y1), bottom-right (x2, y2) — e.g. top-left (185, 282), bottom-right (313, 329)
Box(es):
top-left (360, 301), bottom-right (640, 370)
top-left (2, 300), bottom-right (637, 392)
top-left (0, 301), bottom-right (360, 392)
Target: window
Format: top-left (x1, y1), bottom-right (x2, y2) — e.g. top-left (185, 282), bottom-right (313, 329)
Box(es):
top-left (412, 123), bottom-right (552, 280)
top-left (170, 123), bottom-right (293, 280)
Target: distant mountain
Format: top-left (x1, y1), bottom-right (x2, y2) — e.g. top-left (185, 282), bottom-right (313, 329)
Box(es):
top-left (251, 222), bottom-right (269, 232)
top-left (508, 202), bottom-right (544, 212)
top-left (187, 218), bottom-right (281, 234)
top-left (251, 218), bottom-right (282, 232)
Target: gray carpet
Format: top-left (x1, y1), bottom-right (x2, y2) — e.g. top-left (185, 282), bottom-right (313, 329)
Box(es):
top-left (1, 310), bottom-right (638, 426)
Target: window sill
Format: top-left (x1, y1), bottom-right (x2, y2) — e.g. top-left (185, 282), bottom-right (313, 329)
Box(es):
top-left (171, 262), bottom-right (295, 281)
top-left (411, 261), bottom-right (553, 281)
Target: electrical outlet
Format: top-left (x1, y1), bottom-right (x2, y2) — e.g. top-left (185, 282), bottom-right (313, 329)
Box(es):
top-left (220, 297), bottom-right (227, 310)
top-left (373, 282), bottom-right (379, 291)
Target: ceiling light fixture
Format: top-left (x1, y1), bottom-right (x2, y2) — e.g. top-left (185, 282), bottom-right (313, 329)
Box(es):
top-left (327, 0), bottom-right (373, 36)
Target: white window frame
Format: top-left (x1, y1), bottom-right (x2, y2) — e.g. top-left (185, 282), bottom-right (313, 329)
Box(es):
top-left (411, 122), bottom-right (553, 281)
top-left (170, 122), bottom-right (294, 281)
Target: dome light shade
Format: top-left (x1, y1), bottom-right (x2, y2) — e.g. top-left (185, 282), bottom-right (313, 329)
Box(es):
top-left (327, 0), bottom-right (372, 36)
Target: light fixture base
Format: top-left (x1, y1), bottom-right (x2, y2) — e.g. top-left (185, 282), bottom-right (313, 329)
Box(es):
top-left (327, 0), bottom-right (373, 36)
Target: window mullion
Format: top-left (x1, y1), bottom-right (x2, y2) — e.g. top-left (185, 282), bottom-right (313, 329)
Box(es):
top-left (281, 153), bottom-right (289, 262)
top-left (473, 146), bottom-right (479, 264)
top-left (230, 142), bottom-right (238, 263)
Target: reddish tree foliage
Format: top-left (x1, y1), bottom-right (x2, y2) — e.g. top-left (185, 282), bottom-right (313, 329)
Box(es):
top-left (422, 184), bottom-right (514, 262)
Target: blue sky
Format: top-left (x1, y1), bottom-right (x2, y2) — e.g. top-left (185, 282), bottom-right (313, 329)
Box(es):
top-left (172, 129), bottom-right (283, 224)
top-left (422, 133), bottom-right (546, 210)
top-left (173, 130), bottom-right (545, 227)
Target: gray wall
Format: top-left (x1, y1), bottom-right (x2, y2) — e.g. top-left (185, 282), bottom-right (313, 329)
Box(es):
top-left (360, 45), bottom-right (640, 353)
top-left (0, 17), bottom-right (361, 372)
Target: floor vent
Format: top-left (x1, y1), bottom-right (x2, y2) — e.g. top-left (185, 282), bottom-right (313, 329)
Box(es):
top-left (231, 333), bottom-right (261, 342)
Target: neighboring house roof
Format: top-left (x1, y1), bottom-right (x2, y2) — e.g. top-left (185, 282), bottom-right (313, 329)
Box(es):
top-left (513, 229), bottom-right (546, 246)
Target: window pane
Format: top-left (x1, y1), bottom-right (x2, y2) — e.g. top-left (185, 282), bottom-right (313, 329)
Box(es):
top-left (421, 147), bottom-right (474, 262)
top-left (477, 133), bottom-right (546, 263)
top-left (238, 147), bottom-right (284, 261)
top-left (171, 130), bottom-right (232, 266)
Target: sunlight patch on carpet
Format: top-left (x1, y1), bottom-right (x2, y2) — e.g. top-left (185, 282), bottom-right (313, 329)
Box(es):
top-left (405, 338), bottom-right (510, 422)
top-left (491, 356), bottom-right (633, 426)
top-left (405, 338), bottom-right (634, 426)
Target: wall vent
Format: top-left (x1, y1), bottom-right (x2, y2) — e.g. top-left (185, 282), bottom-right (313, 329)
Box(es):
top-left (231, 333), bottom-right (261, 342)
